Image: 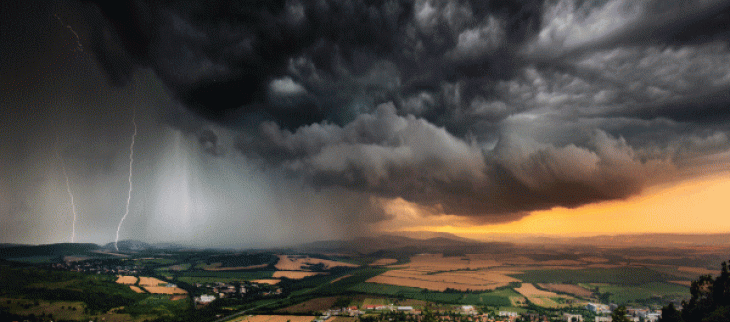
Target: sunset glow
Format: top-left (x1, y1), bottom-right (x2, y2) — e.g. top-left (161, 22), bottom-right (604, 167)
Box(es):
top-left (388, 171), bottom-right (730, 238)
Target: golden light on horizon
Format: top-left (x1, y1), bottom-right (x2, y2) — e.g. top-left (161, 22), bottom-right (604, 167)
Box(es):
top-left (383, 171), bottom-right (730, 238)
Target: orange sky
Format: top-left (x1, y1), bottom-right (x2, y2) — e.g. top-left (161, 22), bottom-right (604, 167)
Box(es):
top-left (377, 170), bottom-right (730, 239)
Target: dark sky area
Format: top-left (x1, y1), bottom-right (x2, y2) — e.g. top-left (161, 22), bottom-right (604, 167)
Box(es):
top-left (2, 0), bottom-right (730, 247)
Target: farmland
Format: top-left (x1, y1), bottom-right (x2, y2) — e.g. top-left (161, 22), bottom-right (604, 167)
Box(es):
top-left (365, 269), bottom-right (519, 291)
top-left (1, 235), bottom-right (726, 321)
top-left (275, 255), bottom-right (359, 271)
top-left (514, 283), bottom-right (575, 308)
top-left (536, 283), bottom-right (593, 298)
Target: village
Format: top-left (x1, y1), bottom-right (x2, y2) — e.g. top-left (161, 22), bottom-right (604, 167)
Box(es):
top-left (222, 301), bottom-right (666, 322)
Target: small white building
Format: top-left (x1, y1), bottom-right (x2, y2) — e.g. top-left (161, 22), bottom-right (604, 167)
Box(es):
top-left (594, 317), bottom-right (611, 322)
top-left (196, 294), bottom-right (215, 304)
top-left (499, 311), bottom-right (518, 317)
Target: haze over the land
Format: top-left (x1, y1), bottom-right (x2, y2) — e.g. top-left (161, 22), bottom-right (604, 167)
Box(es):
top-left (2, 0), bottom-right (730, 247)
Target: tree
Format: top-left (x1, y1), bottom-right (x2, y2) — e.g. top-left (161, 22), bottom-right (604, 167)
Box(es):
top-left (658, 303), bottom-right (682, 322)
top-left (611, 305), bottom-right (630, 322)
top-left (680, 260), bottom-right (730, 322)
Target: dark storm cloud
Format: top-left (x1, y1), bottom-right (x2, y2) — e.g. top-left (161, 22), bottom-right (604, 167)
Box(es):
top-left (75, 0), bottom-right (730, 221)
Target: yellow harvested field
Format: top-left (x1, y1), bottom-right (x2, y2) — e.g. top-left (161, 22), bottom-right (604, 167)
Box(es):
top-left (273, 271), bottom-right (323, 279)
top-left (370, 258), bottom-right (398, 266)
top-left (275, 255), bottom-right (358, 271)
top-left (537, 283), bottom-right (593, 298)
top-left (580, 257), bottom-right (609, 263)
top-left (138, 277), bottom-right (167, 287)
top-left (366, 269), bottom-right (520, 291)
top-left (129, 286), bottom-right (145, 293)
top-left (206, 264), bottom-right (269, 271)
top-left (678, 266), bottom-right (720, 275)
top-left (252, 279), bottom-right (281, 285)
top-left (514, 283), bottom-right (573, 308)
top-left (231, 315), bottom-right (315, 322)
top-left (143, 286), bottom-right (188, 294)
top-left (669, 280), bottom-right (692, 287)
top-left (515, 283), bottom-right (560, 297)
top-left (115, 276), bottom-right (137, 285)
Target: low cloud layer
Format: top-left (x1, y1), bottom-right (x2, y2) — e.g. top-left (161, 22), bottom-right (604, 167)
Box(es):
top-left (2, 0), bottom-right (730, 244)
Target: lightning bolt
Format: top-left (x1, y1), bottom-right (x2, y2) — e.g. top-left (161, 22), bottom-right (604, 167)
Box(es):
top-left (54, 13), bottom-right (84, 52)
top-left (115, 111), bottom-right (137, 251)
top-left (56, 137), bottom-right (78, 243)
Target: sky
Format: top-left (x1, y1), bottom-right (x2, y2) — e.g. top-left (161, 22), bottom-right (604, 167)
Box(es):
top-left (2, 0), bottom-right (730, 248)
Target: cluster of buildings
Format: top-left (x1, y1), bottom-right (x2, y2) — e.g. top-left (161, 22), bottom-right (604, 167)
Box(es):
top-left (193, 281), bottom-right (283, 306)
top-left (309, 303), bottom-right (668, 322)
top-left (584, 303), bottom-right (663, 322)
top-left (50, 259), bottom-right (141, 275)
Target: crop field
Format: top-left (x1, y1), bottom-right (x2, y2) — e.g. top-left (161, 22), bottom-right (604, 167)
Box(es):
top-left (231, 315), bottom-right (316, 322)
top-left (536, 283), bottom-right (593, 298)
top-left (350, 283), bottom-right (514, 306)
top-left (589, 282), bottom-right (690, 304)
top-left (134, 258), bottom-right (175, 266)
top-left (142, 286), bottom-right (188, 294)
top-left (278, 296), bottom-right (340, 313)
top-left (252, 279), bottom-right (281, 285)
top-left (129, 285), bottom-right (145, 293)
top-left (275, 255), bottom-right (359, 271)
top-left (116, 275), bottom-right (138, 285)
top-left (392, 254), bottom-right (501, 272)
top-left (138, 276), bottom-right (167, 287)
top-left (514, 283), bottom-right (575, 308)
top-left (206, 264), bottom-right (270, 271)
top-left (510, 267), bottom-right (674, 285)
top-left (370, 259), bottom-right (398, 266)
top-left (161, 263), bottom-right (191, 271)
top-left (677, 266), bottom-right (720, 275)
top-left (366, 269), bottom-right (520, 291)
top-left (274, 271), bottom-right (324, 279)
top-left (176, 270), bottom-right (275, 284)
top-left (646, 266), bottom-right (704, 280)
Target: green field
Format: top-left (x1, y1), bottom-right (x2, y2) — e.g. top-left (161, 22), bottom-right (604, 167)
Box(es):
top-left (589, 282), bottom-right (690, 305)
top-left (0, 265), bottom-right (190, 321)
top-left (511, 267), bottom-right (674, 285)
top-left (350, 283), bottom-right (513, 306)
top-left (178, 270), bottom-right (274, 279)
top-left (120, 294), bottom-right (190, 317)
top-left (157, 263), bottom-right (192, 272)
top-left (133, 258), bottom-right (176, 266)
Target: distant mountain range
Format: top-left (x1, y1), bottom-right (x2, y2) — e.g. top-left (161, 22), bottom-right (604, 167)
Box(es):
top-left (2, 233), bottom-right (729, 260)
top-left (0, 243), bottom-right (99, 259)
top-left (496, 233), bottom-right (730, 247)
top-left (294, 233), bottom-right (513, 255)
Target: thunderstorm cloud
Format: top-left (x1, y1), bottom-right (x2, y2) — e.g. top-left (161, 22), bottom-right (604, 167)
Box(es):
top-left (2, 0), bottom-right (730, 245)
